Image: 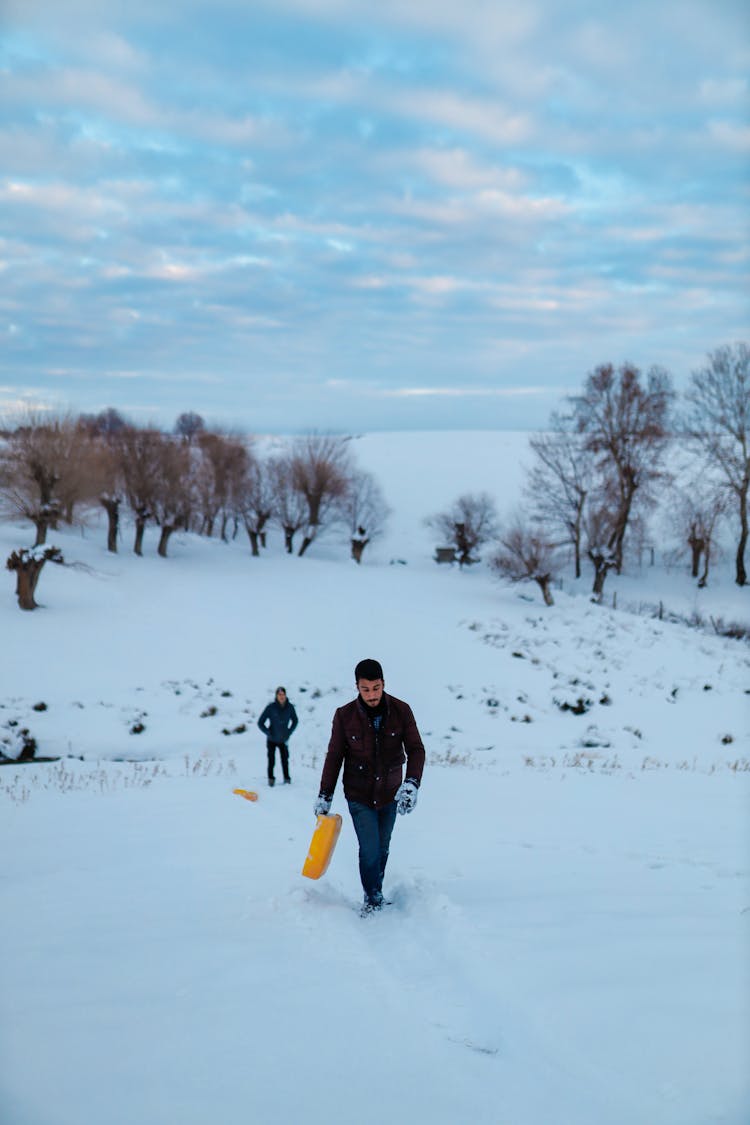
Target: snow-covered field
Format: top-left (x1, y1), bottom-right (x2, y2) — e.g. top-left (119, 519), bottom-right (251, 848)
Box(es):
top-left (1, 431), bottom-right (748, 1125)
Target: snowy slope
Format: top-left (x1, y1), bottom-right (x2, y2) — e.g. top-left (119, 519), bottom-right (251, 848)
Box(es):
top-left (1, 431), bottom-right (748, 1125)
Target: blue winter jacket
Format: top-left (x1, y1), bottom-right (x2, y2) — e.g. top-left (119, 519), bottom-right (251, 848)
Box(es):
top-left (257, 700), bottom-right (299, 744)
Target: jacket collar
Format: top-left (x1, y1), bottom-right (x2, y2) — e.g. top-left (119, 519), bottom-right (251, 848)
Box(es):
top-left (356, 692), bottom-right (389, 721)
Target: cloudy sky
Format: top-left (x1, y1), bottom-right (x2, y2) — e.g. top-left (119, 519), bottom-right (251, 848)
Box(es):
top-left (1, 0), bottom-right (748, 432)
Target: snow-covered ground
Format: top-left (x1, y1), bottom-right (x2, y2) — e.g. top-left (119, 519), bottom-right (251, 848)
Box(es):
top-left (1, 431), bottom-right (748, 1125)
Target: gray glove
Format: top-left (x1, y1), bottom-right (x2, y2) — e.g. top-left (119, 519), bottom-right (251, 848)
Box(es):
top-left (313, 794), bottom-right (332, 817)
top-left (396, 780), bottom-right (418, 815)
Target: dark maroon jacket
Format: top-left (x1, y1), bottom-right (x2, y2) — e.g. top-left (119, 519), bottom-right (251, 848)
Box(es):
top-left (319, 693), bottom-right (425, 809)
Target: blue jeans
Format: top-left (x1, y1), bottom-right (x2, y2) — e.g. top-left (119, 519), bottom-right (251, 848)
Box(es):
top-left (347, 799), bottom-right (398, 905)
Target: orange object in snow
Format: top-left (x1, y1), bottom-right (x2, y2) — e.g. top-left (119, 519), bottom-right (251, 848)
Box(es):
top-left (233, 788), bottom-right (259, 802)
top-left (302, 813), bottom-right (343, 879)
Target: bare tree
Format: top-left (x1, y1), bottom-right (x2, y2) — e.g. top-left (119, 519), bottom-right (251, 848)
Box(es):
top-left (490, 519), bottom-right (560, 605)
top-left (6, 545), bottom-right (64, 610)
top-left (267, 455), bottom-right (308, 554)
top-left (194, 431), bottom-right (251, 539)
top-left (0, 414), bottom-right (100, 545)
top-left (151, 437), bottom-right (193, 557)
top-left (73, 410), bottom-right (128, 552)
top-left (341, 469), bottom-right (390, 563)
top-left (685, 342), bottom-right (750, 586)
top-left (670, 475), bottom-right (727, 588)
top-left (79, 407), bottom-right (129, 438)
top-left (527, 416), bottom-right (596, 578)
top-left (291, 435), bottom-right (352, 556)
top-left (174, 412), bottom-right (206, 443)
top-left (570, 364), bottom-right (674, 573)
top-left (427, 492), bottom-right (499, 567)
top-left (584, 503), bottom-right (619, 602)
top-left (94, 438), bottom-right (124, 553)
top-left (114, 426), bottom-right (163, 555)
top-left (241, 458), bottom-right (274, 557)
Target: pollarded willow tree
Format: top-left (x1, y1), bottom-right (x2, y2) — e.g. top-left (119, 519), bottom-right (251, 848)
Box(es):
top-left (0, 414), bottom-right (101, 545)
top-left (149, 435), bottom-right (193, 558)
top-left (291, 434), bottom-right (352, 557)
top-left (267, 455), bottom-right (308, 554)
top-left (341, 469), bottom-right (390, 563)
top-left (113, 426), bottom-right (164, 556)
top-left (490, 518), bottom-right (561, 606)
top-left (194, 431), bottom-right (251, 540)
top-left (6, 545), bottom-right (65, 610)
top-left (241, 457), bottom-right (274, 557)
top-left (685, 342), bottom-right (750, 586)
top-left (570, 363), bottom-right (674, 575)
top-left (426, 492), bottom-right (500, 567)
top-left (526, 415), bottom-right (596, 579)
top-left (669, 474), bottom-right (727, 588)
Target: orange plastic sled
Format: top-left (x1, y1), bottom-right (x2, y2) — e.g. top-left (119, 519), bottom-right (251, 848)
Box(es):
top-left (302, 813), bottom-right (342, 879)
top-left (233, 788), bottom-right (259, 802)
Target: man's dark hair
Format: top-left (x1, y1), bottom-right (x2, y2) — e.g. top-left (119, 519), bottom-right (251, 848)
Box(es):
top-left (355, 658), bottom-right (384, 683)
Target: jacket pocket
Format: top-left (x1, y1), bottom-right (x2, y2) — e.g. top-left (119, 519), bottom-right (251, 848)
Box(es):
top-left (343, 759), bottom-right (369, 784)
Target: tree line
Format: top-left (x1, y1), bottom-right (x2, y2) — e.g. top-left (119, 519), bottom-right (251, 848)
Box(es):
top-left (0, 415), bottom-right (389, 606)
top-left (429, 343), bottom-right (749, 604)
top-left (1, 342), bottom-right (748, 609)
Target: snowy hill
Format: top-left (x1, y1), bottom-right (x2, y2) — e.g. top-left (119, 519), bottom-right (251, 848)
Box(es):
top-left (1, 431), bottom-right (748, 1125)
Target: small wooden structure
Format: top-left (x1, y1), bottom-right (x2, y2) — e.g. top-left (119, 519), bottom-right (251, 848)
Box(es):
top-left (434, 547), bottom-right (457, 564)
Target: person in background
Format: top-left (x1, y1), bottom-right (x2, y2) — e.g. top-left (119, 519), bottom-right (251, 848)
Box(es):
top-left (314, 658), bottom-right (425, 915)
top-left (257, 686), bottom-right (298, 786)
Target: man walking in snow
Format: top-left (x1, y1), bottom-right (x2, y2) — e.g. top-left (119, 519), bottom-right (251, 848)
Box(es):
top-left (314, 659), bottom-right (425, 914)
top-left (257, 686), bottom-right (298, 786)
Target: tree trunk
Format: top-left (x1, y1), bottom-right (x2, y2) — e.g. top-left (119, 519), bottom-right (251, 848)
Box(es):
top-left (134, 513), bottom-right (148, 557)
top-left (101, 497), bottom-right (120, 554)
top-left (351, 537), bottom-right (369, 564)
top-left (15, 561), bottom-right (44, 610)
top-left (298, 524), bottom-right (317, 557)
top-left (246, 526), bottom-right (260, 557)
top-left (688, 526), bottom-right (704, 579)
top-left (589, 551), bottom-right (614, 602)
top-left (736, 490), bottom-right (748, 586)
top-left (33, 518), bottom-right (48, 548)
top-left (29, 562), bottom-right (46, 603)
top-left (607, 485), bottom-right (636, 573)
top-left (157, 523), bottom-right (179, 558)
top-left (535, 575), bottom-right (554, 606)
top-left (591, 563), bottom-right (607, 600)
top-left (698, 540), bottom-right (711, 588)
top-left (573, 497), bottom-right (585, 579)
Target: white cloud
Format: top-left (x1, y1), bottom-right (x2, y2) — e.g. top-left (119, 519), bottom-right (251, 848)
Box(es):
top-left (383, 385), bottom-right (552, 398)
top-left (405, 147), bottom-right (527, 192)
top-left (707, 119), bottom-right (750, 152)
top-left (699, 77), bottom-right (748, 105)
top-left (390, 87), bottom-right (533, 145)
